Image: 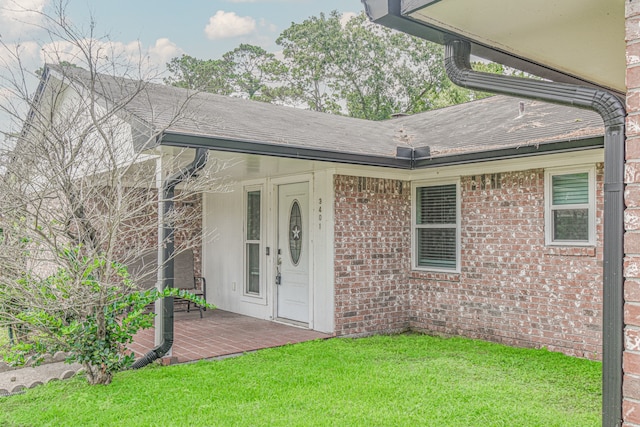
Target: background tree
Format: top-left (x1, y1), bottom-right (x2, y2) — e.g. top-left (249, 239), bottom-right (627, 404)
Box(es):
top-left (164, 54), bottom-right (232, 94)
top-left (221, 44), bottom-right (285, 100)
top-left (0, 2), bottom-right (222, 385)
top-left (165, 11), bottom-right (500, 120)
top-left (274, 11), bottom-right (344, 114)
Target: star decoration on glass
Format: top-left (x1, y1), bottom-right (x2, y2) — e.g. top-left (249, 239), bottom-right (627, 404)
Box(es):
top-left (291, 225), bottom-right (301, 240)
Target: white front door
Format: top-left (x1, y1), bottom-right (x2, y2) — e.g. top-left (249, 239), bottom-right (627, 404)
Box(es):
top-left (277, 182), bottom-right (309, 323)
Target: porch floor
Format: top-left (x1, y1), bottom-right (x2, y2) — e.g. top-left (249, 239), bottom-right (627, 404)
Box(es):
top-left (127, 309), bottom-right (332, 364)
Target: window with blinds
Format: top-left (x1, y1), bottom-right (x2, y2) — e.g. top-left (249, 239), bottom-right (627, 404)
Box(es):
top-left (414, 183), bottom-right (458, 270)
top-left (545, 167), bottom-right (595, 245)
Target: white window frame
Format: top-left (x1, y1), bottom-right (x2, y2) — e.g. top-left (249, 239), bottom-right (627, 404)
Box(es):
top-left (411, 179), bottom-right (461, 272)
top-left (243, 185), bottom-right (264, 297)
top-left (544, 165), bottom-right (596, 246)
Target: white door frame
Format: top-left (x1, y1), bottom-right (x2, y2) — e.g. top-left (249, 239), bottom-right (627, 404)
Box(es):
top-left (270, 174), bottom-right (314, 328)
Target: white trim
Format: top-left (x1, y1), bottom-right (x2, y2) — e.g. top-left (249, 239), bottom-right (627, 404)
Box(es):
top-left (411, 178), bottom-right (461, 273)
top-left (318, 170), bottom-right (335, 333)
top-left (333, 149), bottom-right (603, 183)
top-left (242, 183), bottom-right (267, 303)
top-left (154, 157), bottom-right (164, 347)
top-left (409, 149), bottom-right (603, 181)
top-left (544, 164), bottom-right (596, 246)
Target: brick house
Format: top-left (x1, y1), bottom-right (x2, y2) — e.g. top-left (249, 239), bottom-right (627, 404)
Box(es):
top-left (52, 63), bottom-right (606, 346)
top-left (45, 60), bottom-right (607, 404)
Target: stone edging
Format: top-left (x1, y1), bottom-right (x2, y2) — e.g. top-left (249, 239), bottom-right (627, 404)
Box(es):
top-left (0, 368), bottom-right (79, 395)
top-left (0, 351), bottom-right (70, 373)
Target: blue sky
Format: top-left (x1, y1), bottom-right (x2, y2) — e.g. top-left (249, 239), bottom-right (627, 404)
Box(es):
top-left (43, 0), bottom-right (361, 63)
top-left (0, 0), bottom-right (362, 74)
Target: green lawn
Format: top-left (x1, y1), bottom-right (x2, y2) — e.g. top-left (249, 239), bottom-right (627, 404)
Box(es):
top-left (0, 334), bottom-right (601, 426)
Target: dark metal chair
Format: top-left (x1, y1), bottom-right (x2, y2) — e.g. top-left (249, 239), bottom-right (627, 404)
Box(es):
top-left (128, 249), bottom-right (207, 318)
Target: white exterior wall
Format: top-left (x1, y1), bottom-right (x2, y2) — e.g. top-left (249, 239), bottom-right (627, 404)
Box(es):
top-left (311, 169), bottom-right (335, 333)
top-left (202, 170), bottom-right (336, 334)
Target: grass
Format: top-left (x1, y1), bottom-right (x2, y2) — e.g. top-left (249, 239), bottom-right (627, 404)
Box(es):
top-left (0, 334), bottom-right (601, 426)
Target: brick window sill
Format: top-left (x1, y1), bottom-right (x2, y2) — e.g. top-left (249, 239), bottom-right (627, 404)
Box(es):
top-left (409, 270), bottom-right (461, 282)
top-left (543, 246), bottom-right (597, 257)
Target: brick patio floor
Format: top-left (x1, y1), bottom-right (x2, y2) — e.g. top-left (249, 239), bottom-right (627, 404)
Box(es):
top-left (127, 309), bottom-right (332, 363)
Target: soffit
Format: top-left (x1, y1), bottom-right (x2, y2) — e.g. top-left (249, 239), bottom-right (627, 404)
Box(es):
top-left (402, 0), bottom-right (625, 93)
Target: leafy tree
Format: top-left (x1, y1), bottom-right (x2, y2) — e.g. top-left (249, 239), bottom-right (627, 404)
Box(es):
top-left (163, 11), bottom-right (515, 120)
top-left (222, 44), bottom-right (285, 100)
top-left (164, 54), bottom-right (232, 94)
top-left (274, 11), bottom-right (344, 114)
top-left (274, 11), bottom-right (493, 120)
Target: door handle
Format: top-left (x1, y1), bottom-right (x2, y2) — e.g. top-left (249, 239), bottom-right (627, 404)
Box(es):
top-left (276, 255), bottom-right (282, 285)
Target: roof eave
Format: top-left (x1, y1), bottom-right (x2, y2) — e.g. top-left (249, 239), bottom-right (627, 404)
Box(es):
top-left (160, 131), bottom-right (412, 169)
top-left (361, 0), bottom-right (624, 98)
top-left (414, 136), bottom-right (604, 168)
top-left (161, 130), bottom-right (603, 171)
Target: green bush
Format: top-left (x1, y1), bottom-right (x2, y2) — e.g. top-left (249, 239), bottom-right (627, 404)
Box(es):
top-left (1, 246), bottom-right (211, 385)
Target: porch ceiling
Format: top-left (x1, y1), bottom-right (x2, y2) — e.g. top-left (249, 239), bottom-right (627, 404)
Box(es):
top-left (363, 0), bottom-right (625, 95)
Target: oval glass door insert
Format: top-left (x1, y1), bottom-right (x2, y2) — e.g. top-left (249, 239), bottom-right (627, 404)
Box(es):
top-left (289, 200), bottom-right (302, 265)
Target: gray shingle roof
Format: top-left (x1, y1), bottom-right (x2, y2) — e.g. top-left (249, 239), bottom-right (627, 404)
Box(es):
top-left (394, 95), bottom-right (603, 157)
top-left (46, 64), bottom-right (604, 164)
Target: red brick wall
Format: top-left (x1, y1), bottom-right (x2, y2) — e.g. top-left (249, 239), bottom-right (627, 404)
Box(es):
top-left (334, 169), bottom-right (604, 360)
top-left (410, 167), bottom-right (604, 359)
top-left (333, 175), bottom-right (411, 336)
top-left (625, 1), bottom-right (640, 424)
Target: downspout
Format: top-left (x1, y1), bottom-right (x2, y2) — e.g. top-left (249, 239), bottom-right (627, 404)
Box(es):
top-left (444, 40), bottom-right (625, 426)
top-left (132, 147), bottom-right (208, 369)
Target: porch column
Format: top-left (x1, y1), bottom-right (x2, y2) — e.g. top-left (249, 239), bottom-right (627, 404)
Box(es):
top-left (624, 1), bottom-right (640, 425)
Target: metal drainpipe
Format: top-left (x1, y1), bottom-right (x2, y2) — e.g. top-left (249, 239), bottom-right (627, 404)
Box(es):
top-left (131, 147), bottom-right (209, 369)
top-left (444, 40), bottom-right (625, 427)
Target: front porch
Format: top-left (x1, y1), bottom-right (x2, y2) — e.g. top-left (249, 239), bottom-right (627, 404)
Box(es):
top-left (128, 309), bottom-right (332, 364)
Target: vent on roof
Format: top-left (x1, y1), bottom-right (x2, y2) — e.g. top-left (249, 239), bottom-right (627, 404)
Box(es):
top-left (519, 101), bottom-right (525, 116)
top-left (396, 146), bottom-right (431, 161)
top-left (391, 112), bottom-right (409, 119)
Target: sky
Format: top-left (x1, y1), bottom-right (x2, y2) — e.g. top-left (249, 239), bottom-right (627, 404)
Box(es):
top-left (1, 0), bottom-right (362, 71)
top-left (0, 0), bottom-right (364, 136)
top-left (74, 0), bottom-right (361, 59)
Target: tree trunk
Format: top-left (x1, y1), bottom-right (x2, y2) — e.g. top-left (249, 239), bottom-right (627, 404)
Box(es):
top-left (84, 362), bottom-right (113, 385)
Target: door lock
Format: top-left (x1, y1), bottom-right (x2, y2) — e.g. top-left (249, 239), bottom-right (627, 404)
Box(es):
top-left (276, 255), bottom-right (282, 285)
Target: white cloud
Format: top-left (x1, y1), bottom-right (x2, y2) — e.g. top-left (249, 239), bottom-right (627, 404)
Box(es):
top-left (148, 38), bottom-right (183, 66)
top-left (0, 0), bottom-right (48, 39)
top-left (41, 39), bottom-right (139, 68)
top-left (40, 37), bottom-right (183, 76)
top-left (0, 40), bottom-right (40, 68)
top-left (204, 10), bottom-right (256, 40)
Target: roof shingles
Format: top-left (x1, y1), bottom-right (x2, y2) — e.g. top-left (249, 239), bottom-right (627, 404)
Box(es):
top-left (47, 64), bottom-right (605, 162)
